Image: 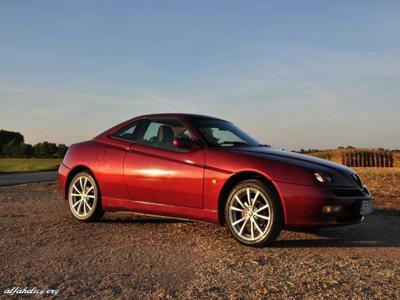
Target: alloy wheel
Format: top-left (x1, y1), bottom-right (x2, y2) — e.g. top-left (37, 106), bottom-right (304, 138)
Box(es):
top-left (69, 174), bottom-right (97, 219)
top-left (228, 186), bottom-right (273, 242)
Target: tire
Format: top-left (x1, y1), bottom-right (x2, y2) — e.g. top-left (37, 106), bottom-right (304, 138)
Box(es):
top-left (68, 171), bottom-right (104, 222)
top-left (224, 179), bottom-right (283, 246)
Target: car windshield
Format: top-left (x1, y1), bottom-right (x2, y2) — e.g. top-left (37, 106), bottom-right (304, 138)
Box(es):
top-left (191, 118), bottom-right (261, 147)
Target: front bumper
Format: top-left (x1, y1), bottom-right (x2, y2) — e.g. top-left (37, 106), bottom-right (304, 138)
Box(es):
top-left (277, 181), bottom-right (373, 228)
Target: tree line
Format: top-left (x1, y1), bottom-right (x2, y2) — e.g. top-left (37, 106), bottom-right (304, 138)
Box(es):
top-left (298, 146), bottom-right (397, 154)
top-left (0, 129), bottom-right (68, 158)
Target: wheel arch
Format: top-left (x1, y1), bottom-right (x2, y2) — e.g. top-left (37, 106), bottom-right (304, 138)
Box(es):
top-left (217, 171), bottom-right (286, 226)
top-left (64, 165), bottom-right (100, 200)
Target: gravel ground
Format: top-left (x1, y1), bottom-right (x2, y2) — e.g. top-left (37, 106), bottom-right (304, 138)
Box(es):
top-left (0, 182), bottom-right (399, 299)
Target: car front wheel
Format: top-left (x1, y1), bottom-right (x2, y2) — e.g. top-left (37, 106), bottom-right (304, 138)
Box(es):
top-left (225, 179), bottom-right (283, 246)
top-left (68, 172), bottom-right (104, 222)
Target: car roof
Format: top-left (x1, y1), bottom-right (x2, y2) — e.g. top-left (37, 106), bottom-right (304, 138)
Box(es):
top-left (94, 113), bottom-right (229, 141)
top-left (135, 113), bottom-right (226, 121)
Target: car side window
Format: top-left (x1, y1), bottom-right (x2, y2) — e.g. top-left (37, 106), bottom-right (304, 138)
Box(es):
top-left (112, 122), bottom-right (139, 142)
top-left (138, 119), bottom-right (192, 152)
top-left (142, 122), bottom-right (164, 143)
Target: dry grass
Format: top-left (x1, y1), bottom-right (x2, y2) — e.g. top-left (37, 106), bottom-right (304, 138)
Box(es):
top-left (394, 153), bottom-right (400, 168)
top-left (355, 168), bottom-right (400, 210)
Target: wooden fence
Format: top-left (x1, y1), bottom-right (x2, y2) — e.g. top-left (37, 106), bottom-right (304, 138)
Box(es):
top-left (341, 150), bottom-right (394, 167)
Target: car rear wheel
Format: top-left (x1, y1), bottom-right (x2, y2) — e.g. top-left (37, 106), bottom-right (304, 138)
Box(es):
top-left (225, 179), bottom-right (282, 246)
top-left (68, 172), bottom-right (104, 222)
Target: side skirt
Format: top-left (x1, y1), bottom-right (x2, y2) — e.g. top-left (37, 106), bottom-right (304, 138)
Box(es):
top-left (102, 196), bottom-right (219, 224)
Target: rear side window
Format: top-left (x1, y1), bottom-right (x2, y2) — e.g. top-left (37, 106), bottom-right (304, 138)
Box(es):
top-left (112, 122), bottom-right (139, 142)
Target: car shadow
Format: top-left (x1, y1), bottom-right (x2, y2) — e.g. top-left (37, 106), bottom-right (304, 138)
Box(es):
top-left (274, 214), bottom-right (400, 248)
top-left (98, 216), bottom-right (190, 224)
top-left (94, 212), bottom-right (399, 248)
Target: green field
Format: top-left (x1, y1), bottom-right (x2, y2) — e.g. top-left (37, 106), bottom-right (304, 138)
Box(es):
top-left (0, 158), bottom-right (62, 173)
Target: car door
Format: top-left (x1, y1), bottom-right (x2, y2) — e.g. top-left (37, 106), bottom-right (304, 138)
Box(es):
top-left (123, 118), bottom-right (205, 209)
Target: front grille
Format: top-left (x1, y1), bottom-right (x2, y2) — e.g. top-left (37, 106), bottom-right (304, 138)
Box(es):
top-left (351, 173), bottom-right (363, 188)
top-left (332, 189), bottom-right (364, 197)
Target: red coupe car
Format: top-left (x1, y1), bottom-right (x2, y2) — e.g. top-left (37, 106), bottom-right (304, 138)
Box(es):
top-left (58, 113), bottom-right (374, 246)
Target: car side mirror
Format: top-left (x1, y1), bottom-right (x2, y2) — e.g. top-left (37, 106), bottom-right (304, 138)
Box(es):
top-left (173, 138), bottom-right (201, 151)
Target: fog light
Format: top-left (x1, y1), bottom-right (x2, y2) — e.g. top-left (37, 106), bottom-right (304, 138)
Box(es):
top-left (322, 205), bottom-right (342, 214)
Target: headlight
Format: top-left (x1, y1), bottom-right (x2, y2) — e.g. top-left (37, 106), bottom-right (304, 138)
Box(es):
top-left (314, 172), bottom-right (333, 183)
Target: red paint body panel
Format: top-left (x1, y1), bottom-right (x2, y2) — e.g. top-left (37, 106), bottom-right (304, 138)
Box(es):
top-left (124, 143), bottom-right (204, 208)
top-left (59, 113), bottom-right (373, 228)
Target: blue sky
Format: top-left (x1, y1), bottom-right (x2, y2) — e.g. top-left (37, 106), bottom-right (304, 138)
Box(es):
top-left (1, 0), bottom-right (399, 150)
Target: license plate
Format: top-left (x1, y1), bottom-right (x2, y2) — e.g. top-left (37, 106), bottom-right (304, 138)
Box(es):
top-left (360, 200), bottom-right (374, 215)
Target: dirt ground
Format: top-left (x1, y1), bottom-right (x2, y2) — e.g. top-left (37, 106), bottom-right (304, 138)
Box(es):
top-left (0, 182), bottom-right (399, 299)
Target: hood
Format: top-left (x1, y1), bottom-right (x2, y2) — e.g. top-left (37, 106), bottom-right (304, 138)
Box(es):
top-left (228, 146), bottom-right (353, 176)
